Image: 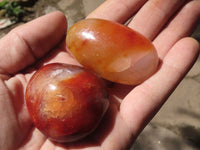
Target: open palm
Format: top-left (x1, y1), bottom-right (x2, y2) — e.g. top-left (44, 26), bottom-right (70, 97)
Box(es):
top-left (0, 0), bottom-right (199, 150)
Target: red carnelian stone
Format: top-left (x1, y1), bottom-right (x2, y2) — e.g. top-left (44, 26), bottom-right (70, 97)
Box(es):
top-left (66, 19), bottom-right (159, 85)
top-left (25, 63), bottom-right (109, 142)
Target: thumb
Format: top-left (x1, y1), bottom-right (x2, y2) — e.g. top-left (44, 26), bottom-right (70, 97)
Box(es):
top-left (0, 11), bottom-right (67, 75)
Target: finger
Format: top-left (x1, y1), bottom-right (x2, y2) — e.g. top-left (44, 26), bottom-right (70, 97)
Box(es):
top-left (154, 0), bottom-right (200, 59)
top-left (18, 128), bottom-right (46, 150)
top-left (120, 37), bottom-right (199, 137)
top-left (87, 0), bottom-right (148, 23)
top-left (128, 0), bottom-right (188, 40)
top-left (0, 11), bottom-right (67, 75)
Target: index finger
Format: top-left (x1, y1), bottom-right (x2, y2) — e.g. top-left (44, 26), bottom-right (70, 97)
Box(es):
top-left (87, 0), bottom-right (147, 23)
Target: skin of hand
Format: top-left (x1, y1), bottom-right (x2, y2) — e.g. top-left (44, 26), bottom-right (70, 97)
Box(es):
top-left (0, 0), bottom-right (199, 150)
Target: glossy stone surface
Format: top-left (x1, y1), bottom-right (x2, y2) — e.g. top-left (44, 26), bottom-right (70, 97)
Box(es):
top-left (66, 19), bottom-right (159, 85)
top-left (25, 63), bottom-right (109, 142)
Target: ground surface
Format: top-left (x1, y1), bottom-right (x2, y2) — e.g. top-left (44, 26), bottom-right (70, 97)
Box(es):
top-left (0, 0), bottom-right (200, 149)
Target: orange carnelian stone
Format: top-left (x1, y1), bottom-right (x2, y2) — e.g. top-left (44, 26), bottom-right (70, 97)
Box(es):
top-left (25, 63), bottom-right (109, 142)
top-left (66, 19), bottom-right (159, 85)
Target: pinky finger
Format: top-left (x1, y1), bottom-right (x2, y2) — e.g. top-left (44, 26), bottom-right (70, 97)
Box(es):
top-left (120, 37), bottom-right (200, 135)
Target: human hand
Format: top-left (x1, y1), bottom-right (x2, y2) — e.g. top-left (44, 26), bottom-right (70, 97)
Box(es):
top-left (0, 0), bottom-right (199, 150)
